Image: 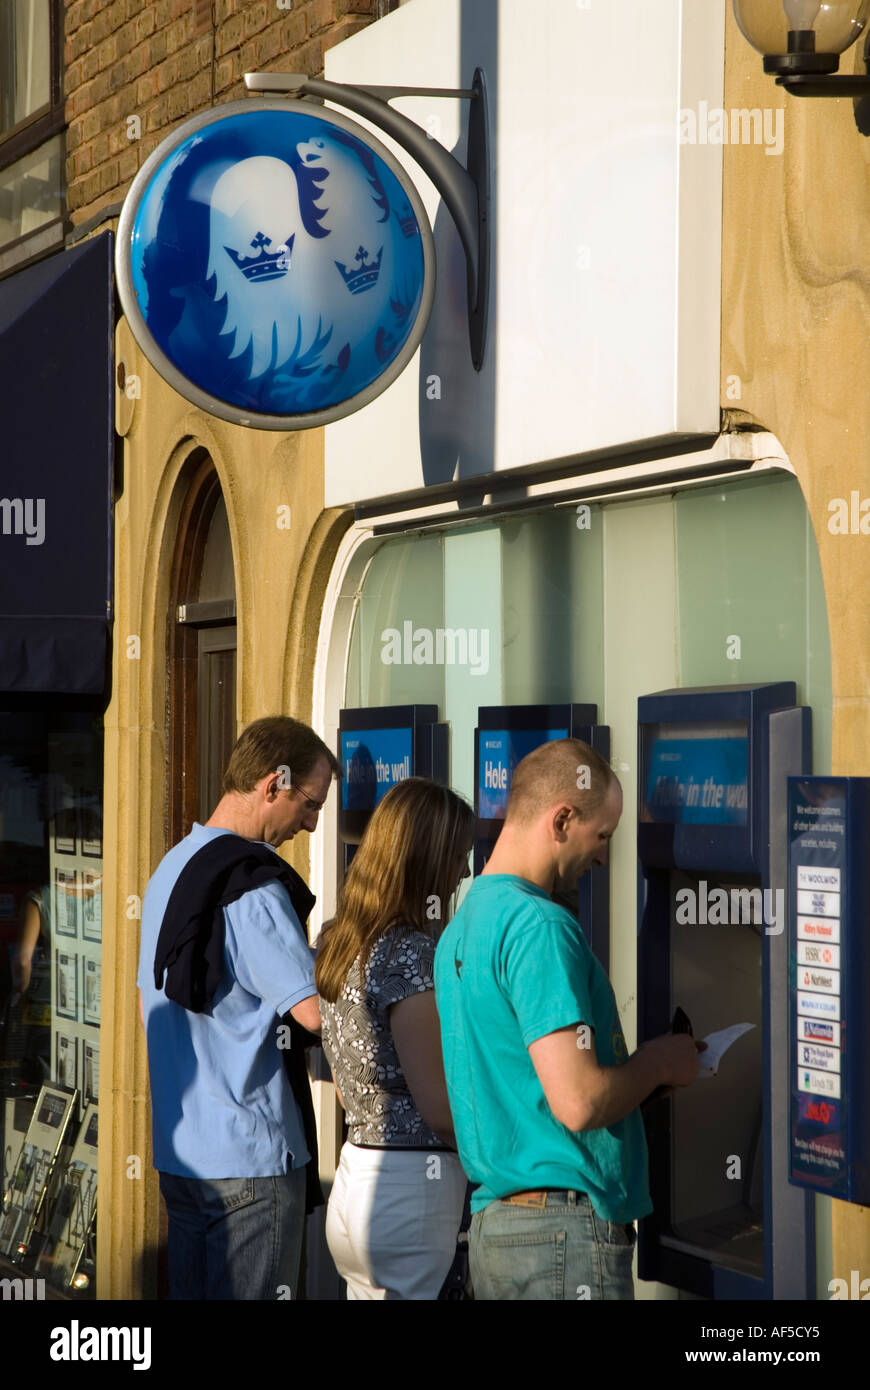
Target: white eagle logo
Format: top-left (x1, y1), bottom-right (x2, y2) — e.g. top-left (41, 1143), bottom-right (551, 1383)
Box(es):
top-left (205, 138), bottom-right (393, 383)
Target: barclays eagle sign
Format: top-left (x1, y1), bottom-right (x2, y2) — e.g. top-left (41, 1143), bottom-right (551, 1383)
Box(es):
top-left (116, 100), bottom-right (438, 429)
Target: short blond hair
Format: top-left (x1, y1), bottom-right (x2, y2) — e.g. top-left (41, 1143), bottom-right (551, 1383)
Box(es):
top-left (505, 738), bottom-right (616, 825)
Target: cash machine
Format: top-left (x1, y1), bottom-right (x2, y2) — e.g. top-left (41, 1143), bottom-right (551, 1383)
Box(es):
top-left (337, 704), bottom-right (448, 871)
top-left (473, 703), bottom-right (610, 967)
top-left (637, 683), bottom-right (815, 1299)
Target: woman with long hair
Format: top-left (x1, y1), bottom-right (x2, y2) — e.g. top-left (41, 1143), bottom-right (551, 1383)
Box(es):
top-left (317, 777), bottom-right (475, 1300)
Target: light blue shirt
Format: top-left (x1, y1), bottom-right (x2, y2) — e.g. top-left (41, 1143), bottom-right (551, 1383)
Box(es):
top-left (137, 822), bottom-right (316, 1178)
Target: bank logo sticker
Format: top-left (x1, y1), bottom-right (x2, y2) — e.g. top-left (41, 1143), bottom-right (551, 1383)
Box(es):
top-left (799, 1042), bottom-right (841, 1074)
top-left (116, 103), bottom-right (434, 428)
top-left (798, 1017), bottom-right (839, 1047)
top-left (797, 914), bottom-right (840, 944)
top-left (796, 865), bottom-right (840, 891)
top-left (799, 966), bottom-right (840, 997)
top-left (797, 889), bottom-right (840, 918)
top-left (797, 941), bottom-right (840, 970)
top-left (797, 1068), bottom-right (841, 1100)
top-left (797, 990), bottom-right (840, 1022)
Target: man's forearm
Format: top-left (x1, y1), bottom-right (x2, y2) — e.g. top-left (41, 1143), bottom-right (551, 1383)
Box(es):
top-left (573, 1047), bottom-right (662, 1131)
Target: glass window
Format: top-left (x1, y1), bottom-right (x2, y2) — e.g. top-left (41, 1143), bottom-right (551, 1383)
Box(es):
top-left (345, 471), bottom-right (832, 809)
top-left (674, 473), bottom-right (832, 773)
top-left (0, 0), bottom-right (64, 275)
top-left (0, 708), bottom-right (102, 1295)
top-left (0, 134), bottom-right (63, 247)
top-left (345, 533), bottom-right (446, 709)
top-left (0, 0), bottom-right (51, 137)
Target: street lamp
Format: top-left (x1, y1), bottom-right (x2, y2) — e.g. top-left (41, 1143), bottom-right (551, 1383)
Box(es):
top-left (733, 0), bottom-right (870, 93)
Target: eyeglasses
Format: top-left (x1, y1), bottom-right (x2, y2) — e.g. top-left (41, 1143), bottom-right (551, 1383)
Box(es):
top-left (285, 782), bottom-right (327, 814)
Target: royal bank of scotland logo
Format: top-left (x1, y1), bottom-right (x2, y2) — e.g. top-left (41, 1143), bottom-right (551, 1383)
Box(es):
top-left (117, 102), bottom-right (434, 428)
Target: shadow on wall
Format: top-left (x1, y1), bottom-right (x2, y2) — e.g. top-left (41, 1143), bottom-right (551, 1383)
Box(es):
top-left (418, 0), bottom-right (499, 504)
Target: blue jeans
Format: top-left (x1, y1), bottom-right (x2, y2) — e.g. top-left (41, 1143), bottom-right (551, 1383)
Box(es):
top-left (159, 1165), bottom-right (307, 1300)
top-left (469, 1190), bottom-right (636, 1300)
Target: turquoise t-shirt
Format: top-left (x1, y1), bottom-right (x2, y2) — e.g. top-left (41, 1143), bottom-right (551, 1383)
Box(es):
top-left (434, 874), bottom-right (652, 1222)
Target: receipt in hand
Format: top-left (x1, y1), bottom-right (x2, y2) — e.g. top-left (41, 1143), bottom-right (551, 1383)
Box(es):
top-left (697, 1023), bottom-right (755, 1077)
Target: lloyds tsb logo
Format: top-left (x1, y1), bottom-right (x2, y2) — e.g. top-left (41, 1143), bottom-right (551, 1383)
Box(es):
top-left (380, 621), bottom-right (490, 677)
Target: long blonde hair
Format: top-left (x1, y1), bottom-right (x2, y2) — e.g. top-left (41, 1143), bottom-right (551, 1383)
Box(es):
top-left (315, 778), bottom-right (474, 1002)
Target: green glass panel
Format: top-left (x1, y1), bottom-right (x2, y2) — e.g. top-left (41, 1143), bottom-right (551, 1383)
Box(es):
top-left (599, 496), bottom-right (679, 1052)
top-left (347, 534), bottom-right (445, 708)
top-left (501, 505), bottom-right (604, 710)
top-left (676, 472), bottom-right (832, 770)
top-left (443, 526), bottom-right (502, 802)
top-left (805, 512), bottom-right (833, 776)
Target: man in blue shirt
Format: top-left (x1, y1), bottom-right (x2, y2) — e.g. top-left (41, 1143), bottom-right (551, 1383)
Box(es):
top-left (138, 716), bottom-right (340, 1300)
top-left (435, 739), bottom-right (703, 1300)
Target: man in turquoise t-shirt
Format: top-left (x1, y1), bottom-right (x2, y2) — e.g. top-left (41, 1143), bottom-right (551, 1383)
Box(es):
top-left (435, 739), bottom-right (703, 1300)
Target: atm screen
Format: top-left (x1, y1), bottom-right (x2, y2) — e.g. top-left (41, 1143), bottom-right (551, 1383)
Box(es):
top-left (478, 728), bottom-right (568, 819)
top-left (642, 721), bottom-right (749, 827)
top-left (340, 728), bottom-right (413, 811)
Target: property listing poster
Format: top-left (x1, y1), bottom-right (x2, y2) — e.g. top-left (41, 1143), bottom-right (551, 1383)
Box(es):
top-left (49, 792), bottom-right (102, 1114)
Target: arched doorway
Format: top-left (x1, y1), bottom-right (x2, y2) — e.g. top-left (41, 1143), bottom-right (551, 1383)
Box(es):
top-left (167, 450), bottom-right (237, 844)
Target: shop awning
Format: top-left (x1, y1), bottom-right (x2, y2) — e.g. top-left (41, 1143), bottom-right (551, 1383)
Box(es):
top-left (0, 233), bottom-right (114, 696)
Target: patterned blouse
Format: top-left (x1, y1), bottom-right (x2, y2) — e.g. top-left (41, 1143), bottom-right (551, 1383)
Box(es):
top-left (320, 927), bottom-right (451, 1148)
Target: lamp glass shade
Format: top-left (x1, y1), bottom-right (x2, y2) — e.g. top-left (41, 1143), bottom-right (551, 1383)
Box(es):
top-left (733, 0), bottom-right (870, 54)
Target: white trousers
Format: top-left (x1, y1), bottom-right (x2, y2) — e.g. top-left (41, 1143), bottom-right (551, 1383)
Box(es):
top-left (325, 1142), bottom-right (468, 1300)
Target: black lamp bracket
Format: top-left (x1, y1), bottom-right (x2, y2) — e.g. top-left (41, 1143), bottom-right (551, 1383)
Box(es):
top-left (245, 70), bottom-right (490, 369)
top-left (774, 29), bottom-right (870, 96)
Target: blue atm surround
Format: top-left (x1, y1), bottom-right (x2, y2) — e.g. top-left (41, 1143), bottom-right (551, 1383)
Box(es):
top-left (787, 776), bottom-right (870, 1208)
top-left (637, 684), bottom-right (815, 1300)
top-left (337, 706), bottom-right (448, 863)
top-left (474, 704), bottom-right (611, 970)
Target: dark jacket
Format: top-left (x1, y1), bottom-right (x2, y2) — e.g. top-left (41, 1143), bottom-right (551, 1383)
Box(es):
top-left (153, 831), bottom-right (324, 1213)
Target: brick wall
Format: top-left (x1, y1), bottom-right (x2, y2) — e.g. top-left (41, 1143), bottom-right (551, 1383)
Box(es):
top-left (64, 0), bottom-right (382, 224)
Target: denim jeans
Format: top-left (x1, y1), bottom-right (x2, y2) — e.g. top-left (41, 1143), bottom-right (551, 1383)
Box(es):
top-left (469, 1190), bottom-right (636, 1300)
top-left (159, 1165), bottom-right (307, 1300)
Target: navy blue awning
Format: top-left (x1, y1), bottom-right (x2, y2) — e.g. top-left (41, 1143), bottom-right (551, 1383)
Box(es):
top-left (0, 233), bottom-right (114, 696)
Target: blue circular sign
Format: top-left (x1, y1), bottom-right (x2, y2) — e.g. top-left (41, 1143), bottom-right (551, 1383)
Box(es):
top-left (116, 101), bottom-right (435, 429)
